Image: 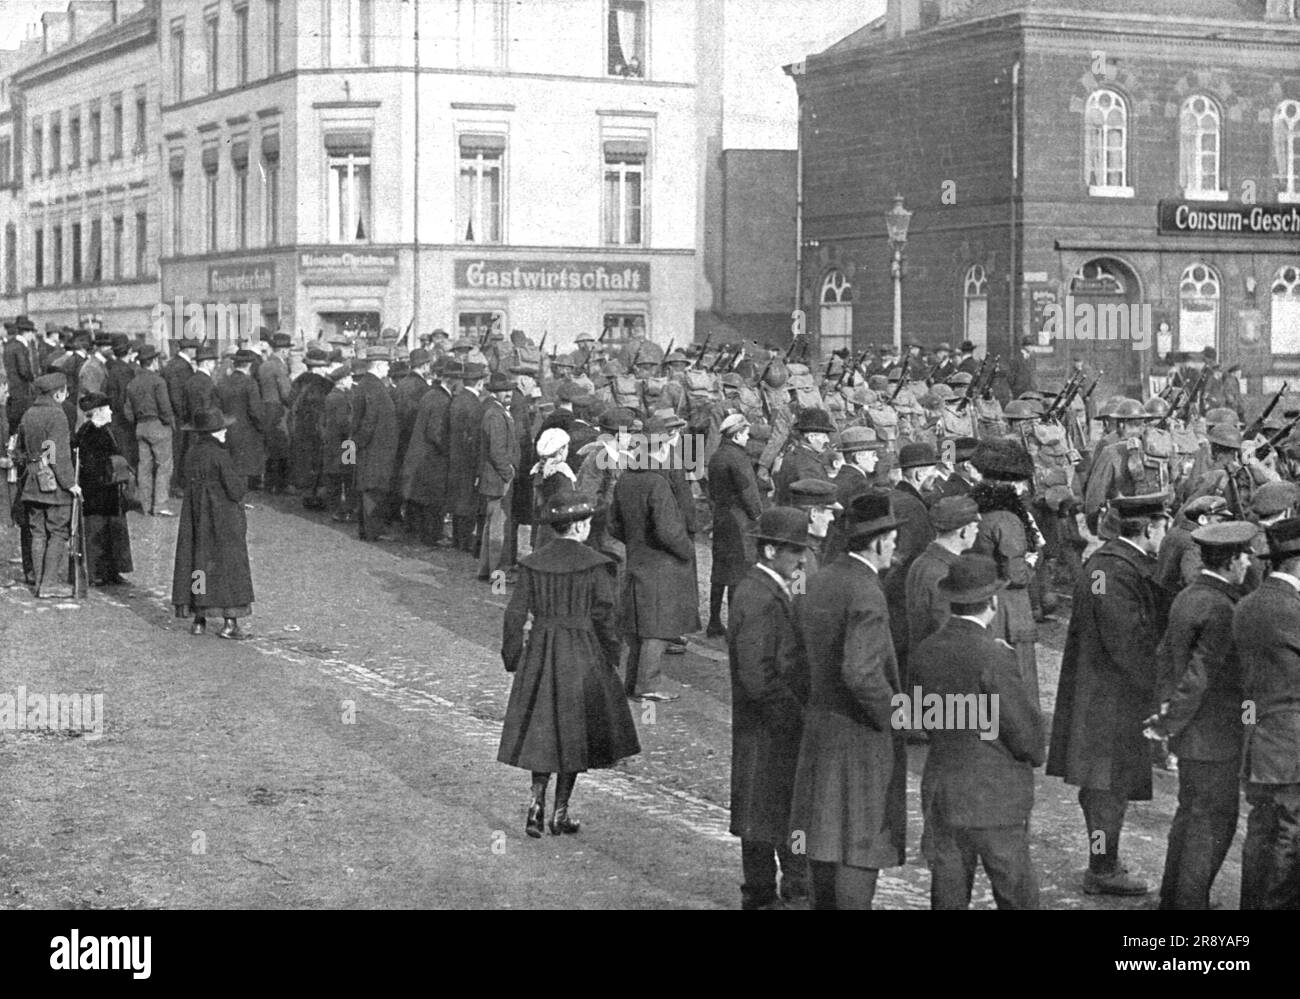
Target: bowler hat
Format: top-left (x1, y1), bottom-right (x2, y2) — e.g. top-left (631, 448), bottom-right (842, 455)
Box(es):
top-left (937, 553), bottom-right (1007, 603)
top-left (78, 391), bottom-right (110, 413)
top-left (183, 406), bottom-right (236, 432)
top-left (486, 371), bottom-right (514, 393)
top-left (930, 495), bottom-right (981, 532)
top-left (788, 478), bottom-right (842, 511)
top-left (195, 343), bottom-right (218, 362)
top-left (845, 490), bottom-right (900, 542)
top-left (542, 492), bottom-right (596, 526)
top-left (35, 372), bottom-right (66, 394)
top-left (234, 349), bottom-right (259, 365)
top-left (971, 438), bottom-right (1034, 482)
top-left (271, 333), bottom-right (293, 349)
top-left (1191, 520), bottom-right (1257, 550)
top-left (305, 347), bottom-right (332, 367)
top-left (838, 425), bottom-right (884, 452)
top-left (409, 348), bottom-right (430, 366)
top-left (599, 407), bottom-right (638, 433)
top-left (748, 506), bottom-right (814, 549)
top-left (899, 441), bottom-right (939, 470)
top-left (136, 344), bottom-right (160, 364)
top-left (793, 408), bottom-right (835, 435)
top-left (10, 315), bottom-right (35, 332)
top-left (1265, 517), bottom-right (1300, 559)
top-left (1202, 346), bottom-right (1217, 361)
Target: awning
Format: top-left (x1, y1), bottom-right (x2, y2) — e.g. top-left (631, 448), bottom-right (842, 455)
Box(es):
top-left (458, 132), bottom-right (506, 154)
top-left (603, 139), bottom-right (648, 161)
top-left (261, 131), bottom-right (280, 160)
top-left (323, 129), bottom-right (372, 155)
top-left (230, 139), bottom-right (249, 168)
top-left (201, 145), bottom-right (220, 172)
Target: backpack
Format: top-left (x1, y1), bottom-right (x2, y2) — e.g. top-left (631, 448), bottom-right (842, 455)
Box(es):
top-left (786, 364), bottom-right (823, 411)
top-left (613, 375), bottom-right (642, 412)
top-left (866, 404), bottom-right (900, 441)
top-left (973, 397), bottom-right (1006, 440)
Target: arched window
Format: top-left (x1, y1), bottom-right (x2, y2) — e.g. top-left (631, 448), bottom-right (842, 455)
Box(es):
top-left (1179, 263), bottom-right (1220, 354)
top-left (1180, 95), bottom-right (1224, 199)
top-left (1274, 100), bottom-right (1300, 201)
top-left (1085, 89), bottom-right (1130, 194)
top-left (819, 268), bottom-right (853, 356)
top-left (963, 264), bottom-right (988, 352)
top-left (1272, 265), bottom-right (1300, 354)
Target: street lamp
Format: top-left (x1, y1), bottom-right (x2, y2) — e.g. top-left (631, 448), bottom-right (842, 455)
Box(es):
top-left (884, 194), bottom-right (913, 353)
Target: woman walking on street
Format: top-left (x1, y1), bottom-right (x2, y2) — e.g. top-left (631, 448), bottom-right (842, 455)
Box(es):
top-left (74, 392), bottom-right (134, 585)
top-left (498, 493), bottom-right (640, 838)
top-left (172, 406), bottom-right (255, 640)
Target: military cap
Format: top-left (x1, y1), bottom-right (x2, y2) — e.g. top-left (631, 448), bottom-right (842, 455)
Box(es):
top-left (1111, 491), bottom-right (1172, 519)
top-left (1144, 396), bottom-right (1171, 419)
top-left (34, 372), bottom-right (66, 394)
top-left (431, 328), bottom-right (449, 339)
top-left (748, 507), bottom-right (814, 549)
top-left (195, 343), bottom-right (218, 362)
top-left (1207, 424), bottom-right (1242, 449)
top-left (542, 493), bottom-right (597, 527)
top-left (930, 495), bottom-right (981, 533)
top-left (1251, 481), bottom-right (1300, 518)
top-left (1182, 495), bottom-right (1229, 519)
top-left (1265, 517), bottom-right (1300, 559)
top-left (898, 441), bottom-right (939, 469)
top-left (937, 552), bottom-right (1007, 602)
top-left (1003, 399), bottom-right (1041, 421)
top-left (575, 332), bottom-right (597, 344)
top-left (793, 409), bottom-right (835, 434)
top-left (233, 349), bottom-right (260, 365)
top-left (1191, 520), bottom-right (1258, 550)
top-left (838, 425), bottom-right (884, 452)
top-left (789, 478), bottom-right (842, 511)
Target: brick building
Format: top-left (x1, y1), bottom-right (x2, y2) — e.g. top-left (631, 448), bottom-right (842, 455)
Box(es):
top-left (791, 0), bottom-right (1300, 398)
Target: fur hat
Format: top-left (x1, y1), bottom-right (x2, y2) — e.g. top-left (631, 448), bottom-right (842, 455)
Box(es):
top-left (971, 438), bottom-right (1034, 482)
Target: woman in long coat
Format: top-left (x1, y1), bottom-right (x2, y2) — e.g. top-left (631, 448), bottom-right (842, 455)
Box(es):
top-left (969, 438), bottom-right (1040, 706)
top-left (74, 392), bottom-right (133, 585)
top-left (498, 493), bottom-right (640, 837)
top-left (288, 349), bottom-right (335, 507)
top-left (216, 351), bottom-right (266, 487)
top-left (172, 406), bottom-right (255, 640)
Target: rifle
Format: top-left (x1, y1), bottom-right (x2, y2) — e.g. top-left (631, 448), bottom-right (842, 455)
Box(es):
top-left (693, 332), bottom-right (711, 369)
top-left (784, 337), bottom-right (802, 364)
top-left (888, 373), bottom-right (907, 404)
top-left (402, 316), bottom-right (415, 346)
top-left (661, 338), bottom-right (676, 369)
top-left (923, 360), bottom-right (944, 387)
top-left (1245, 382), bottom-right (1288, 440)
top-left (981, 356), bottom-right (1001, 400)
top-left (1256, 414), bottom-right (1300, 461)
top-left (708, 345), bottom-right (733, 373)
top-left (1043, 369), bottom-right (1084, 423)
top-left (956, 355), bottom-right (990, 413)
top-left (537, 330), bottom-right (548, 355)
top-left (1176, 366), bottom-right (1210, 422)
top-left (836, 349), bottom-right (869, 391)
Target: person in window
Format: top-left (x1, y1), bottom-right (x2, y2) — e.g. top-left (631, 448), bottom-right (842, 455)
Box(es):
top-left (625, 56), bottom-right (642, 77)
top-left (74, 392), bottom-right (133, 587)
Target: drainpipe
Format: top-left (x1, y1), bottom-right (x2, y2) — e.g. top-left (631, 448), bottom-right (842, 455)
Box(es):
top-left (410, 0), bottom-right (420, 347)
top-left (1009, 59), bottom-right (1020, 359)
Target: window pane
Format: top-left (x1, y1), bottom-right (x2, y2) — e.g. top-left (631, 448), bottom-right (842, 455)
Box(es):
top-left (625, 171), bottom-right (642, 243)
top-left (458, 163), bottom-right (476, 240)
top-left (604, 170), bottom-right (620, 243)
top-left (608, 1), bottom-right (645, 76)
top-left (352, 162), bottom-right (371, 240)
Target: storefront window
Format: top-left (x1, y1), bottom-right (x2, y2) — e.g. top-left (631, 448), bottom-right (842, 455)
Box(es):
top-left (458, 309), bottom-right (505, 343)
top-left (1272, 265), bottom-right (1300, 354)
top-left (1179, 263), bottom-right (1220, 355)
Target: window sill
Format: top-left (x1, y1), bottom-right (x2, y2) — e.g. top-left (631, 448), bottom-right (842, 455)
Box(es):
top-left (1088, 185), bottom-right (1133, 198)
top-left (1184, 189), bottom-right (1229, 202)
top-left (1278, 191), bottom-right (1300, 204)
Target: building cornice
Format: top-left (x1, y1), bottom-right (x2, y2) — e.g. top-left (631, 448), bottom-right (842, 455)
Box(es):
top-left (10, 13), bottom-right (156, 91)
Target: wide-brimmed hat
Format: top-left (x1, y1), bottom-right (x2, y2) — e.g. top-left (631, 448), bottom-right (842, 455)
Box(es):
top-left (747, 507), bottom-right (814, 549)
top-left (793, 408), bottom-right (835, 434)
top-left (137, 344), bottom-right (160, 364)
top-left (195, 343), bottom-right (218, 362)
top-left (937, 553), bottom-right (1008, 603)
top-left (542, 492), bottom-right (596, 526)
top-left (8, 314), bottom-right (36, 332)
top-left (971, 438), bottom-right (1034, 482)
top-left (845, 490), bottom-right (900, 543)
top-left (183, 406), bottom-right (236, 432)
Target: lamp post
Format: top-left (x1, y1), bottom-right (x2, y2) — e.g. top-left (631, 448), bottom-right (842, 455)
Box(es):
top-left (884, 194), bottom-right (913, 354)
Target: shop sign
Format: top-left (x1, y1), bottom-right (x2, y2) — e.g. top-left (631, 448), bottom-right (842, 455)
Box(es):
top-left (455, 258), bottom-right (650, 292)
top-left (209, 262), bottom-right (275, 295)
top-left (1158, 200), bottom-right (1300, 236)
top-left (299, 251), bottom-right (399, 273)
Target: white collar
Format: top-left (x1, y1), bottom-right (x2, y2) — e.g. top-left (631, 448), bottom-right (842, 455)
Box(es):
top-left (1117, 536), bottom-right (1148, 556)
top-left (1269, 571), bottom-right (1300, 593)
top-left (847, 551), bottom-right (878, 574)
top-left (951, 614), bottom-right (988, 629)
top-left (1199, 569), bottom-right (1231, 585)
top-left (755, 562), bottom-right (792, 599)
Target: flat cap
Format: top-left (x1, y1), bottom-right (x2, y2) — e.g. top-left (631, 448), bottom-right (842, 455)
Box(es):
top-left (35, 373), bottom-right (66, 393)
top-left (930, 495), bottom-right (981, 532)
top-left (788, 478), bottom-right (842, 510)
top-left (720, 413), bottom-right (749, 436)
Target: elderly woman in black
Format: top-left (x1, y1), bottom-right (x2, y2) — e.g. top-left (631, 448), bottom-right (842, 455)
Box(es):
top-left (74, 392), bottom-right (134, 586)
top-left (498, 493), bottom-right (641, 838)
top-left (172, 406), bottom-right (255, 640)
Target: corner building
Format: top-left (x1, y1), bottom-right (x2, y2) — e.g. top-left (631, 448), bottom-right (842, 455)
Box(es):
top-left (793, 0), bottom-right (1300, 399)
top-left (159, 0), bottom-right (697, 351)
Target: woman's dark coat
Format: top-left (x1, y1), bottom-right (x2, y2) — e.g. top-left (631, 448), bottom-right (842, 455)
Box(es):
top-left (216, 369), bottom-right (266, 478)
top-left (288, 370), bottom-right (333, 491)
top-left (171, 433), bottom-right (254, 614)
top-left (74, 421), bottom-right (134, 577)
top-left (707, 438), bottom-right (763, 588)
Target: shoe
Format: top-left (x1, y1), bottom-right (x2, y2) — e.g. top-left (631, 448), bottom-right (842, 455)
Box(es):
top-left (637, 691), bottom-right (679, 702)
top-left (217, 619), bottom-right (249, 641)
top-left (549, 773), bottom-right (581, 835)
top-left (705, 619), bottom-right (726, 639)
top-left (37, 586), bottom-right (76, 600)
top-left (191, 619), bottom-right (206, 636)
top-left (103, 574), bottom-right (128, 586)
top-left (526, 776), bottom-right (549, 839)
top-left (666, 641), bottom-right (686, 655)
top-left (1083, 866), bottom-right (1149, 896)
top-left (154, 508), bottom-right (175, 517)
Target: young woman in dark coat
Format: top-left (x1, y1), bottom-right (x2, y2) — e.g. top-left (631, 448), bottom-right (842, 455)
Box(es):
top-left (172, 406), bottom-right (255, 640)
top-left (74, 392), bottom-right (134, 585)
top-left (498, 492), bottom-right (640, 838)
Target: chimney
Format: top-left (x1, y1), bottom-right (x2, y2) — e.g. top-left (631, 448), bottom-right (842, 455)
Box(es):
top-left (886, 0), bottom-right (922, 38)
top-left (42, 11), bottom-right (72, 53)
top-left (1264, 0), bottom-right (1298, 22)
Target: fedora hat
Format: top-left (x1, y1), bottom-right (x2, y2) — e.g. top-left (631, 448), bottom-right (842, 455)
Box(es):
top-left (305, 347), bottom-right (332, 367)
top-left (793, 408), bottom-right (835, 435)
top-left (183, 406), bottom-right (236, 432)
top-left (937, 553), bottom-right (1008, 603)
top-left (195, 343), bottom-right (218, 362)
top-left (838, 425), bottom-right (884, 452)
top-left (234, 348), bottom-right (260, 365)
top-left (136, 344), bottom-right (160, 364)
top-left (599, 406), bottom-right (638, 433)
top-left (898, 441), bottom-right (939, 470)
top-left (748, 507), bottom-right (814, 549)
top-left (486, 371), bottom-right (515, 393)
top-left (845, 490), bottom-right (900, 542)
top-left (1265, 516), bottom-right (1300, 560)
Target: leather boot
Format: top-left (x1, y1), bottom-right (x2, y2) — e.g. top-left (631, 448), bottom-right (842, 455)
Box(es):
top-left (218, 618), bottom-right (248, 640)
top-left (526, 773), bottom-right (549, 839)
top-left (549, 772), bottom-right (581, 835)
top-left (191, 616), bottom-right (206, 636)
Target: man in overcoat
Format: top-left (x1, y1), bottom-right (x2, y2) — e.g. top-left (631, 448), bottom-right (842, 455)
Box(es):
top-left (477, 371), bottom-right (520, 581)
top-left (258, 333), bottom-right (294, 492)
top-left (163, 337), bottom-right (198, 496)
top-left (910, 552), bottom-right (1045, 909)
top-left (609, 416), bottom-right (700, 702)
top-left (402, 359), bottom-right (460, 546)
top-left (1047, 491), bottom-right (1172, 896)
top-left (885, 441), bottom-right (939, 689)
top-left (1149, 520), bottom-right (1254, 909)
top-left (1232, 515), bottom-right (1300, 910)
top-left (905, 495), bottom-right (981, 652)
top-left (322, 363), bottom-right (357, 522)
top-left (287, 347), bottom-right (336, 507)
top-left (706, 413), bottom-right (763, 637)
top-left (728, 507), bottom-right (813, 909)
top-left (216, 350), bottom-right (266, 487)
top-left (393, 348), bottom-right (433, 498)
top-left (773, 408), bottom-right (834, 506)
top-left (15, 373), bottom-right (82, 598)
top-left (4, 316), bottom-right (38, 428)
top-left (790, 490), bottom-right (907, 909)
top-left (823, 425), bottom-right (884, 562)
top-left (350, 348), bottom-right (399, 542)
top-left (449, 362), bottom-right (487, 552)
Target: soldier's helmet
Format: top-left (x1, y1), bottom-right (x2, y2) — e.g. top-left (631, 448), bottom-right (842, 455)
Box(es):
top-left (762, 360), bottom-right (789, 389)
top-left (1143, 396), bottom-right (1171, 419)
top-left (1003, 399), bottom-right (1040, 421)
top-left (1097, 395), bottom-right (1127, 419)
top-left (1205, 406), bottom-right (1239, 427)
top-left (1110, 398), bottom-right (1148, 421)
